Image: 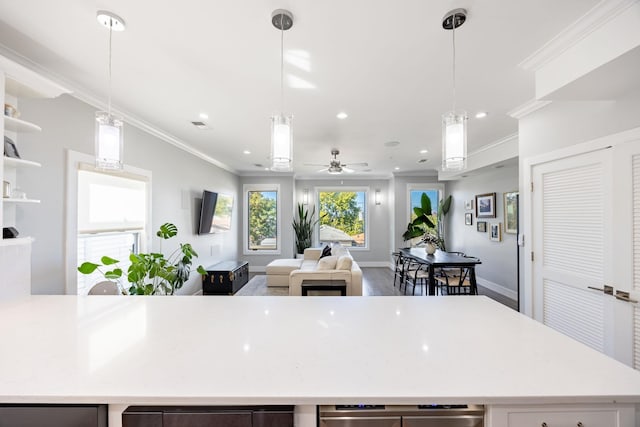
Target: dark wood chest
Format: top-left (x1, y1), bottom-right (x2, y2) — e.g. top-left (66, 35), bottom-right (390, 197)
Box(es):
top-left (202, 261), bottom-right (249, 295)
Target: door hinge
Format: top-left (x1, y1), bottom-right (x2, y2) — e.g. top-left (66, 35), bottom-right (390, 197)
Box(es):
top-left (531, 251), bottom-right (534, 261)
top-left (530, 182), bottom-right (534, 192)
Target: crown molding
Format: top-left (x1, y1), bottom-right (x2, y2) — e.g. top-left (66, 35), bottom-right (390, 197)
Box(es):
top-left (519, 0), bottom-right (636, 71)
top-left (0, 43), bottom-right (236, 174)
top-left (508, 99), bottom-right (553, 119)
top-left (468, 133), bottom-right (518, 156)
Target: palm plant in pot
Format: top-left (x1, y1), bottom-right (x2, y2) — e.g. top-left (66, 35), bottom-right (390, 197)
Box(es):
top-left (78, 223), bottom-right (207, 295)
top-left (292, 203), bottom-right (321, 257)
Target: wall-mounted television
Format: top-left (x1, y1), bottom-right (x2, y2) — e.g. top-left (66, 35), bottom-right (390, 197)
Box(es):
top-left (198, 190), bottom-right (233, 235)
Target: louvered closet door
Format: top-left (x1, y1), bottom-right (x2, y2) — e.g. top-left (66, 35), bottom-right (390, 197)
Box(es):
top-left (533, 139), bottom-right (640, 367)
top-left (532, 149), bottom-right (613, 356)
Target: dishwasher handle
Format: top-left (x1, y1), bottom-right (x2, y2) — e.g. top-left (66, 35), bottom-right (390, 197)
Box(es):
top-left (320, 416), bottom-right (401, 427)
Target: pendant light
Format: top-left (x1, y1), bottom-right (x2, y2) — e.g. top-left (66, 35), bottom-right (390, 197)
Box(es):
top-left (95, 11), bottom-right (125, 170)
top-left (270, 9), bottom-right (293, 172)
top-left (441, 8), bottom-right (468, 172)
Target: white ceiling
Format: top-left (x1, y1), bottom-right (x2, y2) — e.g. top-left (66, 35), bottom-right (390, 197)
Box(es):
top-left (0, 0), bottom-right (600, 177)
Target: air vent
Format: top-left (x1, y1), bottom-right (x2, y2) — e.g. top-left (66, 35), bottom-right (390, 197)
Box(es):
top-left (254, 163), bottom-right (264, 168)
top-left (417, 158), bottom-right (428, 164)
top-left (191, 121), bottom-right (211, 130)
top-left (384, 141), bottom-right (400, 147)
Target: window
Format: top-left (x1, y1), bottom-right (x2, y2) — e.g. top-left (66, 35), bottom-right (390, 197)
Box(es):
top-left (75, 165), bottom-right (150, 295)
top-left (407, 183), bottom-right (445, 234)
top-left (244, 184), bottom-right (280, 254)
top-left (318, 189), bottom-right (367, 248)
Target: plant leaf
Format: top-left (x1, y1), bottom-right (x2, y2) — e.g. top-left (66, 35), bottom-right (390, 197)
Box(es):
top-left (78, 262), bottom-right (100, 274)
top-left (100, 256), bottom-right (120, 265)
top-left (197, 265), bottom-right (207, 275)
top-left (157, 223), bottom-right (178, 239)
top-left (104, 268), bottom-right (123, 279)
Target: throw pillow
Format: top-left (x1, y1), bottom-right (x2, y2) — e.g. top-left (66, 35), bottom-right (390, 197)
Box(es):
top-left (317, 255), bottom-right (338, 270)
top-left (336, 255), bottom-right (353, 270)
top-left (320, 245), bottom-right (332, 259)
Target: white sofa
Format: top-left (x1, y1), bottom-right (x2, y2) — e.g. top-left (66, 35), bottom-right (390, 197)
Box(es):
top-left (265, 246), bottom-right (363, 296)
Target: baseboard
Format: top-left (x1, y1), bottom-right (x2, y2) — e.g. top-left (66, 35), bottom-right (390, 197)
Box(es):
top-left (476, 277), bottom-right (517, 301)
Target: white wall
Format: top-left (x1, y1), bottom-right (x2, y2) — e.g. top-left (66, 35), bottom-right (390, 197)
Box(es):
top-left (17, 94), bottom-right (239, 295)
top-left (446, 166), bottom-right (519, 298)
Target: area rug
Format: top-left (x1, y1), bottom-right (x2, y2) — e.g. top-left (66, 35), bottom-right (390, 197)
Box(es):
top-left (235, 274), bottom-right (289, 296)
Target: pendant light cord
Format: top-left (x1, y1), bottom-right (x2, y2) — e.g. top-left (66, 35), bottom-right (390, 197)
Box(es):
top-left (108, 19), bottom-right (113, 116)
top-left (452, 13), bottom-right (456, 112)
top-left (280, 14), bottom-right (284, 115)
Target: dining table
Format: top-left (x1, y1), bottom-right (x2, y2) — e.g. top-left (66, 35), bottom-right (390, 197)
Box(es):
top-left (399, 247), bottom-right (482, 295)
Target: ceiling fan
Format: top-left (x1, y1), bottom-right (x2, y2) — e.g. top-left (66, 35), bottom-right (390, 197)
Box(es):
top-left (305, 149), bottom-right (368, 174)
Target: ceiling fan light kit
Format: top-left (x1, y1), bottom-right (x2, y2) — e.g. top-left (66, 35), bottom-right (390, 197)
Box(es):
top-left (94, 10), bottom-right (125, 170)
top-left (441, 8), bottom-right (468, 172)
top-left (270, 9), bottom-right (294, 172)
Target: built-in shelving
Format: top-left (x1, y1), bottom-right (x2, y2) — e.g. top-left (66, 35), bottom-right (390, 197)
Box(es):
top-left (0, 236), bottom-right (34, 247)
top-left (3, 115), bottom-right (41, 133)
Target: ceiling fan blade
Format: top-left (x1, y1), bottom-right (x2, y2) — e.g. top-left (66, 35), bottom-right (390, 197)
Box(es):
top-left (344, 162), bottom-right (368, 167)
top-left (317, 167), bottom-right (329, 172)
top-left (342, 166), bottom-right (355, 173)
top-left (304, 163), bottom-right (329, 167)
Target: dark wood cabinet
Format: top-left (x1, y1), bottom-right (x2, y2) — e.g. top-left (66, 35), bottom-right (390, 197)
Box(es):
top-left (123, 406), bottom-right (293, 427)
top-left (202, 261), bottom-right (249, 295)
top-left (0, 404), bottom-right (107, 427)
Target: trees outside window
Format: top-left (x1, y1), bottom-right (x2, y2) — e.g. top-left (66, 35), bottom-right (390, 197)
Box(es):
top-left (318, 190), bottom-right (366, 248)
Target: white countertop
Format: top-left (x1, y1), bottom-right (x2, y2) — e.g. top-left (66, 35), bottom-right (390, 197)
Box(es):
top-left (1, 295), bottom-right (640, 405)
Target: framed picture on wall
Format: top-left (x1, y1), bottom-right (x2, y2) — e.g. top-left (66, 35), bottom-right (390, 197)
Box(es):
top-left (490, 223), bottom-right (502, 242)
top-left (477, 221), bottom-right (487, 232)
top-left (476, 192), bottom-right (496, 218)
top-left (465, 212), bottom-right (473, 225)
top-left (504, 191), bottom-right (518, 234)
top-left (464, 199), bottom-right (473, 210)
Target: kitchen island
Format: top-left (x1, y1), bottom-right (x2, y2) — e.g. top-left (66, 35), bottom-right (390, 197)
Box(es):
top-left (0, 295), bottom-right (639, 426)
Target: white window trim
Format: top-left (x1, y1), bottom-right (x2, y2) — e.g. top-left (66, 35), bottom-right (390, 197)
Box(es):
top-left (406, 183), bottom-right (445, 226)
top-left (65, 150), bottom-right (152, 295)
top-left (243, 183), bottom-right (282, 255)
top-left (315, 186), bottom-right (370, 251)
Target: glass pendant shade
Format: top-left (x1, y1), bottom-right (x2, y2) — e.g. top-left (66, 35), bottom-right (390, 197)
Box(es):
top-left (441, 111), bottom-right (467, 171)
top-left (95, 111), bottom-right (124, 170)
top-left (270, 114), bottom-right (292, 171)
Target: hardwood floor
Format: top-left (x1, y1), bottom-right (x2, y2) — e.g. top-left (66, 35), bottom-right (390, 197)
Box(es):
top-left (249, 267), bottom-right (518, 310)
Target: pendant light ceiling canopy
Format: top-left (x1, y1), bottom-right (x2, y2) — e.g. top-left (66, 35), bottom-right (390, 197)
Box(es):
top-left (270, 9), bottom-right (293, 172)
top-left (95, 10), bottom-right (125, 170)
top-left (441, 8), bottom-right (468, 172)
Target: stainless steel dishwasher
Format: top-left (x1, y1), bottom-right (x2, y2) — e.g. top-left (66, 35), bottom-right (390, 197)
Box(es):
top-left (319, 404), bottom-right (484, 427)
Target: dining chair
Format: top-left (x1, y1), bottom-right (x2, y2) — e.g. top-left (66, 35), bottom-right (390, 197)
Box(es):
top-left (434, 255), bottom-right (479, 296)
top-left (403, 260), bottom-right (429, 296)
top-left (392, 252), bottom-right (404, 288)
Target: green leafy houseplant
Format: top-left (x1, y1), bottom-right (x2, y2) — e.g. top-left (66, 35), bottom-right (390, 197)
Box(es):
top-left (78, 223), bottom-right (207, 295)
top-left (402, 193), bottom-right (452, 250)
top-left (292, 203), bottom-right (321, 255)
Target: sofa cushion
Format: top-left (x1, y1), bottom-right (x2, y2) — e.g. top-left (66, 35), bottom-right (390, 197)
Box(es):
top-left (317, 255), bottom-right (338, 270)
top-left (265, 258), bottom-right (303, 275)
top-left (336, 255), bottom-right (353, 270)
top-left (320, 245), bottom-right (332, 259)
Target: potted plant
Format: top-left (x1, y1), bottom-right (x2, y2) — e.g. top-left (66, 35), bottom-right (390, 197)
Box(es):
top-left (292, 203), bottom-right (321, 257)
top-left (78, 223), bottom-right (207, 295)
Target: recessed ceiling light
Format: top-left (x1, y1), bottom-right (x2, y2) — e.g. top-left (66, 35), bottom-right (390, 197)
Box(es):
top-left (419, 149), bottom-right (428, 154)
top-left (394, 166), bottom-right (400, 170)
top-left (336, 112), bottom-right (348, 120)
top-left (264, 167), bottom-right (270, 171)
top-left (199, 113), bottom-right (209, 120)
top-left (243, 150), bottom-right (251, 155)
top-left (385, 141), bottom-right (400, 147)
top-left (475, 111), bottom-right (488, 119)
